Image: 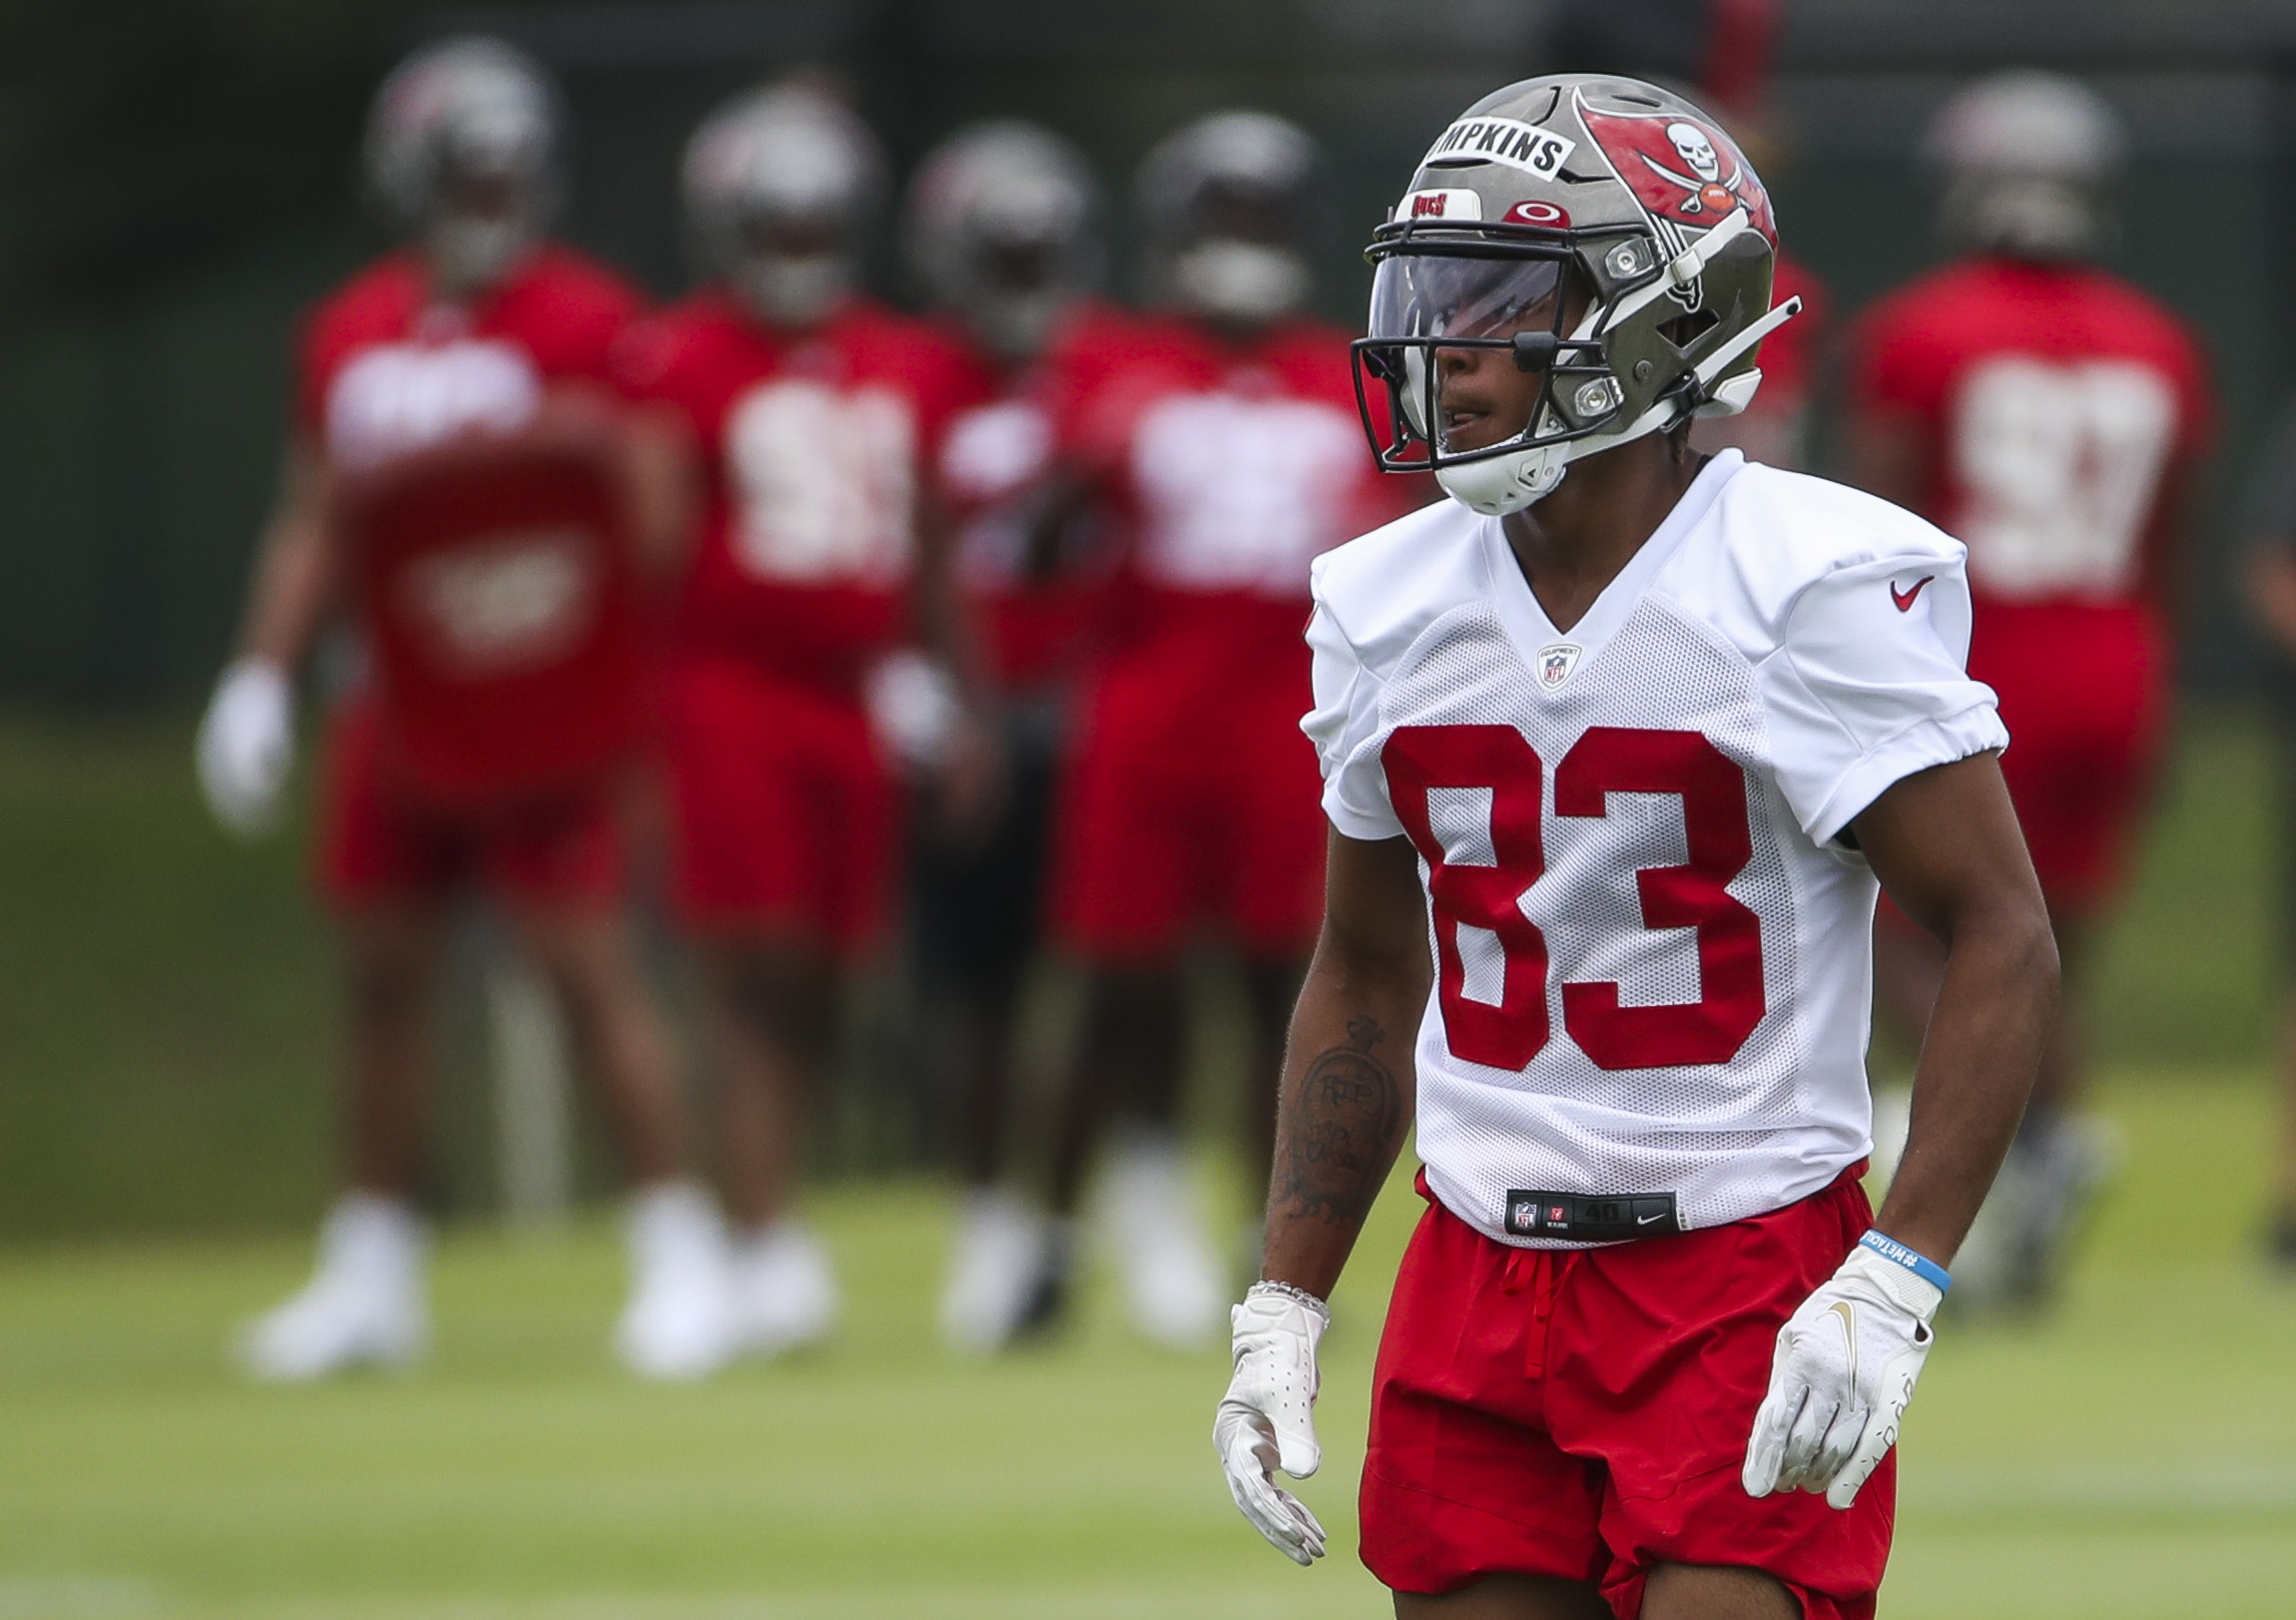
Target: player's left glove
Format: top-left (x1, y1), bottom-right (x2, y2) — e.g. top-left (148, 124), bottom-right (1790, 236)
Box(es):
top-left (1742, 1233), bottom-right (1946, 1510)
top-left (197, 657), bottom-right (294, 837)
top-left (1213, 1281), bottom-right (1329, 1565)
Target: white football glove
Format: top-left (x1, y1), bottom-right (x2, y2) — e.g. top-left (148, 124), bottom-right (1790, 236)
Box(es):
top-left (862, 651), bottom-right (963, 774)
top-left (1213, 1281), bottom-right (1330, 1565)
top-left (1743, 1239), bottom-right (1943, 1510)
top-left (197, 658), bottom-right (294, 836)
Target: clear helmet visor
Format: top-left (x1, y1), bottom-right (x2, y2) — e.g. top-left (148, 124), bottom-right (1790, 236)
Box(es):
top-left (1366, 252), bottom-right (1568, 446)
top-left (1368, 252), bottom-right (1566, 342)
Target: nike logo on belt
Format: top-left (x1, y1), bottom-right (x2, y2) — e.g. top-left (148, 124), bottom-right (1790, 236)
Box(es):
top-left (1890, 576), bottom-right (1936, 612)
top-left (1636, 1212), bottom-right (1666, 1225)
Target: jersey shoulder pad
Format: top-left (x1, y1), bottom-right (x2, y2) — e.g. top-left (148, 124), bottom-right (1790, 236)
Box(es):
top-left (1310, 498), bottom-right (1486, 676)
top-left (1686, 463), bottom-right (1969, 637)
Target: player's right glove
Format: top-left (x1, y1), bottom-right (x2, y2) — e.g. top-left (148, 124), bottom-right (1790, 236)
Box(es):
top-left (1742, 1232), bottom-right (1946, 1510)
top-left (197, 658), bottom-right (294, 836)
top-left (1213, 1280), bottom-right (1329, 1566)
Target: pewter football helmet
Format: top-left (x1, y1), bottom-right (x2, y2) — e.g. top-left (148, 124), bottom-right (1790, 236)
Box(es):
top-left (365, 37), bottom-right (560, 289)
top-left (1928, 73), bottom-right (2123, 263)
top-left (1137, 111), bottom-right (1318, 327)
top-left (684, 81), bottom-right (885, 328)
top-left (907, 121), bottom-right (1099, 362)
top-left (1354, 74), bottom-right (1800, 514)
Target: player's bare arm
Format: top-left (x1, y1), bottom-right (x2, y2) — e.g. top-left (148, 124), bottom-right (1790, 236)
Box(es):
top-left (1853, 752), bottom-right (2058, 1266)
top-left (196, 433), bottom-right (339, 834)
top-left (620, 401), bottom-right (702, 583)
top-left (239, 434), bottom-right (341, 669)
top-left (1214, 827), bottom-right (1427, 1567)
top-left (1260, 828), bottom-right (1431, 1301)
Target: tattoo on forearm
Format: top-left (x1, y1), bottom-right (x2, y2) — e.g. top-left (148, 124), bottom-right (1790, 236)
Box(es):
top-left (1273, 1015), bottom-right (1405, 1226)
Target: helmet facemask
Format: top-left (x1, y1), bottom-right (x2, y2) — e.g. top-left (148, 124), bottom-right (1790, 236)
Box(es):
top-left (726, 205), bottom-right (855, 330)
top-left (949, 183), bottom-right (1094, 361)
top-left (420, 152), bottom-right (547, 296)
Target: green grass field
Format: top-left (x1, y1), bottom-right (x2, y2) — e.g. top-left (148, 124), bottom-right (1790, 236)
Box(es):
top-left (1, 1067), bottom-right (2292, 1620)
top-left (2, 704), bottom-right (2294, 1616)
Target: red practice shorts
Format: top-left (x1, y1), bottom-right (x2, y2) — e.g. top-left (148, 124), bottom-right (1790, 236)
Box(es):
top-left (664, 653), bottom-right (894, 951)
top-left (1051, 659), bottom-right (1325, 960)
top-left (315, 698), bottom-right (624, 908)
top-left (1361, 1169), bottom-right (1889, 1620)
top-left (1969, 599), bottom-right (2166, 914)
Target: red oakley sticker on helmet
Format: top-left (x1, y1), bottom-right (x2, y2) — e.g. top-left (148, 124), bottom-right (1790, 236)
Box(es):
top-left (1502, 200), bottom-right (1571, 229)
top-left (1577, 100), bottom-right (1776, 245)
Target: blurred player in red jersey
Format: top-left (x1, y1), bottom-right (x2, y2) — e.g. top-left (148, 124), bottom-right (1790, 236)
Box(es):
top-left (1036, 113), bottom-right (1420, 1348)
top-left (198, 39), bottom-right (733, 1382)
top-left (616, 82), bottom-right (987, 1356)
top-left (900, 123), bottom-right (1144, 1351)
top-left (1848, 74), bottom-right (2213, 1306)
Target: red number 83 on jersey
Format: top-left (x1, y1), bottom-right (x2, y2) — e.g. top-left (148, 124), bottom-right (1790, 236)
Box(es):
top-left (1383, 724), bottom-right (1766, 1073)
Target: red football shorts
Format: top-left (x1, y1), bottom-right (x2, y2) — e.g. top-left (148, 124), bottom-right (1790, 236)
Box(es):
top-left (315, 697), bottom-right (624, 908)
top-left (664, 653), bottom-right (894, 951)
top-left (1050, 657), bottom-right (1326, 961)
top-left (1361, 1169), bottom-right (1890, 1620)
top-left (1969, 599), bottom-right (2166, 915)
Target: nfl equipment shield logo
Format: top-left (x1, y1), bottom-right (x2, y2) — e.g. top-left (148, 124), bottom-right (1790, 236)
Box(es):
top-left (1535, 642), bottom-right (1581, 691)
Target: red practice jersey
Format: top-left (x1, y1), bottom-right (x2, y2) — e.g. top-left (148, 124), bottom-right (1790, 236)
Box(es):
top-left (616, 290), bottom-right (977, 698)
top-left (296, 245), bottom-right (653, 806)
top-left (297, 244), bottom-right (642, 467)
top-left (1079, 313), bottom-right (1415, 691)
top-left (933, 300), bottom-right (1144, 692)
top-left (1850, 256), bottom-right (2212, 615)
top-left (1852, 256), bottom-right (2213, 910)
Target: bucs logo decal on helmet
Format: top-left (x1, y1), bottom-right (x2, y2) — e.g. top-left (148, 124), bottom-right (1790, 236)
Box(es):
top-left (1577, 103), bottom-right (1775, 246)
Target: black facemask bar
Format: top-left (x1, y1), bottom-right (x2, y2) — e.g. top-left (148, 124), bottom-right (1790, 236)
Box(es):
top-left (1351, 235), bottom-right (1638, 475)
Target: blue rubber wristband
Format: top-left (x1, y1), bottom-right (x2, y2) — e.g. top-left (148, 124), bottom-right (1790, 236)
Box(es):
top-left (1859, 1230), bottom-right (1952, 1294)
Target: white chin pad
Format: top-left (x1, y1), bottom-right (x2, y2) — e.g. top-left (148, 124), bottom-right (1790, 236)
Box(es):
top-left (1436, 444), bottom-right (1567, 515)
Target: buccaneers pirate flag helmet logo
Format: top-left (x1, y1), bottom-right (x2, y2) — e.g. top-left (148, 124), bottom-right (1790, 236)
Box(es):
top-left (1578, 107), bottom-right (1776, 245)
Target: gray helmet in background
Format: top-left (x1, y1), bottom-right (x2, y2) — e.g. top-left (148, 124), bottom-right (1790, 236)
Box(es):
top-left (684, 81), bottom-right (885, 329)
top-left (365, 37), bottom-right (560, 293)
top-left (907, 121), bottom-right (1100, 363)
top-left (1137, 111), bottom-right (1318, 328)
top-left (1356, 73), bottom-right (1800, 514)
top-left (1928, 73), bottom-right (2124, 263)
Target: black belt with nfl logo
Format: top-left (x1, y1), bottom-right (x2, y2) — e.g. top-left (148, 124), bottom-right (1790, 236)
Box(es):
top-left (1504, 1189), bottom-right (1683, 1242)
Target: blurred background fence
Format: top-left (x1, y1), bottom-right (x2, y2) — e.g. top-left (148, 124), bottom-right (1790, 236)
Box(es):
top-left (3, 0), bottom-right (2292, 1239)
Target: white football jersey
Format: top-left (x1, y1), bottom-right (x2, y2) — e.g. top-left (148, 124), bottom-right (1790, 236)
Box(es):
top-left (1303, 450), bottom-right (2008, 1245)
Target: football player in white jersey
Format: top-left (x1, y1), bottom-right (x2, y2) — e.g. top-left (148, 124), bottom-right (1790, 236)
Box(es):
top-left (1212, 75), bottom-right (2058, 1620)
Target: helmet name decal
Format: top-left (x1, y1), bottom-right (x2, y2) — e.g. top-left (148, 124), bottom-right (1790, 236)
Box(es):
top-left (1398, 188), bottom-right (1483, 222)
top-left (1424, 117), bottom-right (1575, 179)
top-left (1577, 104), bottom-right (1775, 245)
